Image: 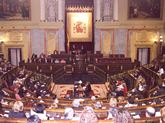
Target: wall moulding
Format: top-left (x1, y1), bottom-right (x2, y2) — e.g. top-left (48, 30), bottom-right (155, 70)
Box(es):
top-left (95, 21), bottom-right (164, 29)
top-left (0, 22), bottom-right (64, 30)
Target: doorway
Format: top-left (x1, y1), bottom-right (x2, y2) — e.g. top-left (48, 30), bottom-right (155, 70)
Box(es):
top-left (8, 48), bottom-right (22, 66)
top-left (137, 48), bottom-right (150, 65)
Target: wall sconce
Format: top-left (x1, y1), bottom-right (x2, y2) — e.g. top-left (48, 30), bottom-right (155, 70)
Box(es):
top-left (160, 35), bottom-right (163, 42)
top-left (155, 35), bottom-right (164, 44)
top-left (159, 35), bottom-right (164, 56)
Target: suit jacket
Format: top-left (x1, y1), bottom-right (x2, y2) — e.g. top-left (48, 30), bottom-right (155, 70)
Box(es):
top-left (84, 84), bottom-right (92, 94)
top-left (9, 111), bottom-right (26, 118)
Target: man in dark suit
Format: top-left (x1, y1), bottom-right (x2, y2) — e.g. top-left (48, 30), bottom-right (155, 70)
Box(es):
top-left (84, 82), bottom-right (92, 98)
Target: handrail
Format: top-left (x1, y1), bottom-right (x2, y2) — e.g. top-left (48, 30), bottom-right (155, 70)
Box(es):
top-left (3, 93), bottom-right (165, 106)
top-left (142, 64), bottom-right (159, 79)
top-left (0, 117), bottom-right (162, 123)
top-left (141, 65), bottom-right (160, 89)
top-left (2, 101), bottom-right (165, 112)
top-left (94, 65), bottom-right (107, 80)
top-left (95, 65), bottom-right (106, 75)
top-left (53, 66), bottom-right (65, 81)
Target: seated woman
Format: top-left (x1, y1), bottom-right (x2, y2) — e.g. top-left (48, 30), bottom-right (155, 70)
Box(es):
top-left (60, 59), bottom-right (66, 64)
top-left (114, 108), bottom-right (134, 123)
top-left (8, 101), bottom-right (26, 118)
top-left (107, 97), bottom-right (118, 119)
top-left (79, 106), bottom-right (98, 123)
top-left (160, 106), bottom-right (165, 123)
top-left (50, 95), bottom-right (59, 109)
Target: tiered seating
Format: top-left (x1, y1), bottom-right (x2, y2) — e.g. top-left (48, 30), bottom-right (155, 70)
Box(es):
top-left (0, 94), bottom-right (164, 122)
top-left (20, 53), bottom-right (137, 78)
top-left (0, 58), bottom-right (165, 123)
top-left (0, 117), bottom-right (162, 123)
top-left (0, 61), bottom-right (54, 100)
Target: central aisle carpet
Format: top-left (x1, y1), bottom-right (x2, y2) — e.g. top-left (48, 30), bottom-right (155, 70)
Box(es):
top-left (52, 84), bottom-right (108, 98)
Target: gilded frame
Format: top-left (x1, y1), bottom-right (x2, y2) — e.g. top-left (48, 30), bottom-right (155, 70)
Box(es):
top-left (128, 0), bottom-right (163, 19)
top-left (0, 0), bottom-right (31, 21)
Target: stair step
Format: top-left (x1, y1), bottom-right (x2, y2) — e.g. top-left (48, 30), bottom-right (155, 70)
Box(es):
top-left (54, 73), bottom-right (105, 84)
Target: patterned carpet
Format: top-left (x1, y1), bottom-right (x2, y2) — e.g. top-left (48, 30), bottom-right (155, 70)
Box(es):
top-left (52, 84), bottom-right (108, 98)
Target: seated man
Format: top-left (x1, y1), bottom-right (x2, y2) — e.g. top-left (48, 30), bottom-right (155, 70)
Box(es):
top-left (27, 115), bottom-right (41, 123)
top-left (54, 59), bottom-right (59, 63)
top-left (74, 80), bottom-right (84, 98)
top-left (145, 107), bottom-right (156, 118)
top-left (30, 104), bottom-right (48, 120)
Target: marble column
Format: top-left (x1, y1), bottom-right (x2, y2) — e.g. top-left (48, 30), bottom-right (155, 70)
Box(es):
top-left (95, 0), bottom-right (101, 21)
top-left (58, 0), bottom-right (63, 21)
top-left (113, 0), bottom-right (118, 21)
top-left (40, 0), bottom-right (46, 21)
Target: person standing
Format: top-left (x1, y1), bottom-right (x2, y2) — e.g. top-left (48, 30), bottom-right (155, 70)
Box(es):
top-left (84, 82), bottom-right (92, 97)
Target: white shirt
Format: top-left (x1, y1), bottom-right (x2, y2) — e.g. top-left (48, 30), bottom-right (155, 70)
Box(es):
top-left (30, 109), bottom-right (48, 120)
top-left (158, 68), bottom-right (164, 76)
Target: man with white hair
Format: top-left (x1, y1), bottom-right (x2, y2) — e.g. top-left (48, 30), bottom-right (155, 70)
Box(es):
top-left (64, 107), bottom-right (74, 120)
top-left (146, 107), bottom-right (156, 117)
top-left (158, 67), bottom-right (164, 76)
